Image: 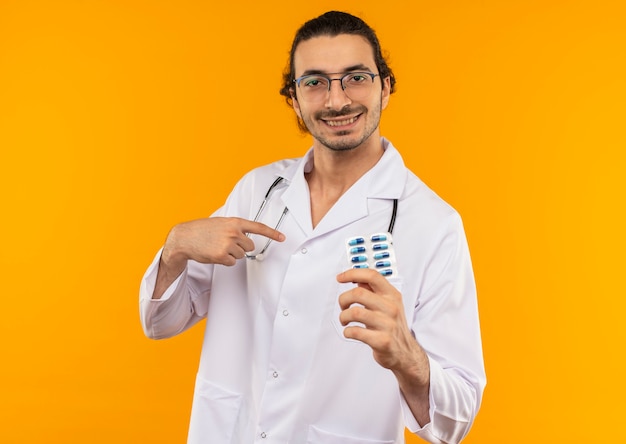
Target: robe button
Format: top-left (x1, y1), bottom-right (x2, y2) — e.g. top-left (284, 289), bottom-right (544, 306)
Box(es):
top-left (301, 247), bottom-right (308, 254)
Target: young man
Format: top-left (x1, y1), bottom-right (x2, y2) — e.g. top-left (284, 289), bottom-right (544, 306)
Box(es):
top-left (140, 11), bottom-right (486, 444)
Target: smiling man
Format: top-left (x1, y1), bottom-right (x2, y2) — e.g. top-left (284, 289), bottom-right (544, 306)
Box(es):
top-left (140, 11), bottom-right (485, 444)
top-left (291, 36), bottom-right (388, 152)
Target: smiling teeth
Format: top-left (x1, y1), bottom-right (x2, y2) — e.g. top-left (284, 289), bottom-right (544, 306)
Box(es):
top-left (326, 116), bottom-right (358, 127)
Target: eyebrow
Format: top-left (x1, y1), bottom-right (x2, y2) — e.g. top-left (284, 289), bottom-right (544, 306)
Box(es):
top-left (300, 64), bottom-right (374, 77)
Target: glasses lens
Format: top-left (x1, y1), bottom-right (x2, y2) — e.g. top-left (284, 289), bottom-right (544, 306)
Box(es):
top-left (298, 75), bottom-right (329, 102)
top-left (341, 72), bottom-right (374, 100)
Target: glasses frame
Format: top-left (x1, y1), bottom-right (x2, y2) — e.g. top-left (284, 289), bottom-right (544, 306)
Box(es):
top-left (293, 71), bottom-right (380, 102)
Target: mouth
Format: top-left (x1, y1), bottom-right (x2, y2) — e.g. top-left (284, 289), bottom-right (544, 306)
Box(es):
top-left (322, 114), bottom-right (361, 128)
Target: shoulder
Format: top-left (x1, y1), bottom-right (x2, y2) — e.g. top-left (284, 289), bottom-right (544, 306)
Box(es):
top-left (380, 139), bottom-right (464, 232)
top-left (401, 170), bottom-right (461, 225)
top-left (234, 157), bottom-right (302, 192)
top-left (392, 169), bottom-right (471, 268)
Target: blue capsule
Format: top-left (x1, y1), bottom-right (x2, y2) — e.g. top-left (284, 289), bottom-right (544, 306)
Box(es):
top-left (371, 234), bottom-right (387, 242)
top-left (349, 246), bottom-right (366, 254)
top-left (350, 255), bottom-right (368, 263)
top-left (379, 269), bottom-right (393, 276)
top-left (348, 237), bottom-right (365, 246)
top-left (373, 252), bottom-right (390, 260)
top-left (352, 263), bottom-right (369, 269)
top-left (372, 243), bottom-right (388, 251)
top-left (375, 260), bottom-right (392, 268)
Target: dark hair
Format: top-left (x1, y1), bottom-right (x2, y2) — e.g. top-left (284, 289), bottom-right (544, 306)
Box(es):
top-left (279, 11), bottom-right (396, 110)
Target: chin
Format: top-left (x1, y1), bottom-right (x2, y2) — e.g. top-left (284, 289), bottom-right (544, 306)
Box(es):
top-left (321, 136), bottom-right (363, 152)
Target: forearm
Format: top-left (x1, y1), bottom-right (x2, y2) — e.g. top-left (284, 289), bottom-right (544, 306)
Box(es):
top-left (152, 249), bottom-right (187, 300)
top-left (393, 342), bottom-right (431, 427)
top-left (152, 224), bottom-right (192, 300)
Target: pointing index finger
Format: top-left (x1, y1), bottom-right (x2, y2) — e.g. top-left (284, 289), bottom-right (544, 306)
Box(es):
top-left (241, 219), bottom-right (286, 242)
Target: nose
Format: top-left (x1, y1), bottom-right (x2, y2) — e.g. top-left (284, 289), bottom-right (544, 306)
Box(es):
top-left (324, 78), bottom-right (352, 109)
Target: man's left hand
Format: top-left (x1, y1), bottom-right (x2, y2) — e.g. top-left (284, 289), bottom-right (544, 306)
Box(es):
top-left (336, 268), bottom-right (428, 382)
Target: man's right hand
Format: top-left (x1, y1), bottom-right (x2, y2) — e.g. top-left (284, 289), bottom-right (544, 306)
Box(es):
top-left (152, 217), bottom-right (285, 299)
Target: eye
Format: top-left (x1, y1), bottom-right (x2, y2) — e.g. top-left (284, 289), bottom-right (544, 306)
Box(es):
top-left (302, 76), bottom-right (327, 89)
top-left (346, 73), bottom-right (369, 84)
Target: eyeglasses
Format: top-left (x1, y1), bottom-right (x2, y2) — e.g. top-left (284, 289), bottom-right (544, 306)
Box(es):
top-left (245, 177), bottom-right (288, 261)
top-left (293, 71), bottom-right (380, 103)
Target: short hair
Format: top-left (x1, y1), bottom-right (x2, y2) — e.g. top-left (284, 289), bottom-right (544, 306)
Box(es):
top-left (279, 11), bottom-right (397, 110)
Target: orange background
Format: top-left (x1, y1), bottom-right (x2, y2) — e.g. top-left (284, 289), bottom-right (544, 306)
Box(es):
top-left (1, 1), bottom-right (624, 443)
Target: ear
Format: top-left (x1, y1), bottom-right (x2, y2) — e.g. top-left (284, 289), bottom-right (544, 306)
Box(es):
top-left (381, 76), bottom-right (391, 110)
top-left (290, 88), bottom-right (303, 119)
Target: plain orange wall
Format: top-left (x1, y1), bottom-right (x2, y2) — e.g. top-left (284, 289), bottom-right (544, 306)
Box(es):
top-left (1, 1), bottom-right (624, 443)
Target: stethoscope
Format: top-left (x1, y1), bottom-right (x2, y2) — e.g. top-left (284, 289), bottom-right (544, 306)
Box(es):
top-left (246, 177), bottom-right (398, 260)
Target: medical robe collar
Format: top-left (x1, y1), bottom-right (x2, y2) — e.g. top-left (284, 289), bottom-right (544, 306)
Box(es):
top-left (276, 137), bottom-right (407, 237)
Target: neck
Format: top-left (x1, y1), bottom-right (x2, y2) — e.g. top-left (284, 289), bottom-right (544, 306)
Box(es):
top-left (305, 134), bottom-right (384, 227)
top-left (310, 133), bottom-right (383, 188)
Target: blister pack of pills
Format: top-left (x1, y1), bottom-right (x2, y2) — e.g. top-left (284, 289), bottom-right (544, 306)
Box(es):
top-left (345, 232), bottom-right (397, 277)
